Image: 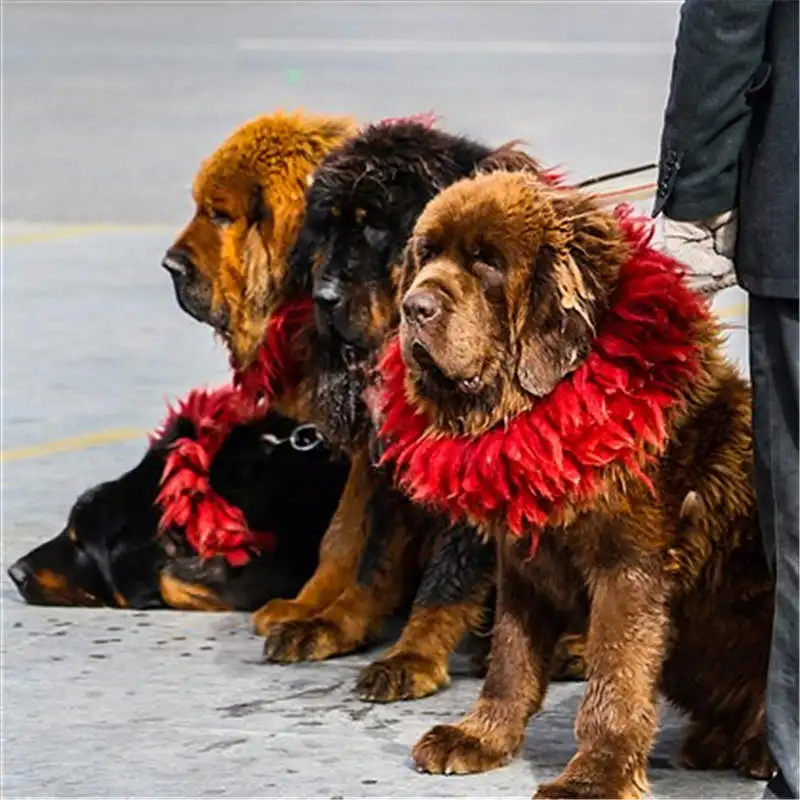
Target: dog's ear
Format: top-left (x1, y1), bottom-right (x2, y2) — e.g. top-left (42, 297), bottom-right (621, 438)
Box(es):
top-left (479, 140), bottom-right (543, 176)
top-left (516, 191), bottom-right (623, 398)
top-left (516, 263), bottom-right (595, 397)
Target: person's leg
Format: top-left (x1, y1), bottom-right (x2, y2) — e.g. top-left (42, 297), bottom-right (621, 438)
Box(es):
top-left (749, 294), bottom-right (799, 799)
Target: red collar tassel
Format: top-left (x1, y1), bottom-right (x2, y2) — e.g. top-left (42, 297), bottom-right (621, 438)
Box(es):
top-left (152, 295), bottom-right (314, 567)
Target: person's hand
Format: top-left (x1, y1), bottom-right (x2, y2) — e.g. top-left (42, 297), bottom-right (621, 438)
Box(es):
top-left (658, 209), bottom-right (738, 295)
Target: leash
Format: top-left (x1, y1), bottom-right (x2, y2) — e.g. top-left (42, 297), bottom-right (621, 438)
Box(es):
top-left (574, 163), bottom-right (738, 301)
top-left (576, 162), bottom-right (657, 189)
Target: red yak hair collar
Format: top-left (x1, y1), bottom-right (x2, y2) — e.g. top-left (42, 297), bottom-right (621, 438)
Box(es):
top-left (153, 295), bottom-right (314, 567)
top-left (375, 206), bottom-right (710, 547)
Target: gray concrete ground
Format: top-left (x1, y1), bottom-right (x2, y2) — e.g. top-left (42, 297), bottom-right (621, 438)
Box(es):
top-left (2, 2), bottom-right (756, 798)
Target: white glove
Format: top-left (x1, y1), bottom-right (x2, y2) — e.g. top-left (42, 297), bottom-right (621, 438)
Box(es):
top-left (658, 209), bottom-right (738, 296)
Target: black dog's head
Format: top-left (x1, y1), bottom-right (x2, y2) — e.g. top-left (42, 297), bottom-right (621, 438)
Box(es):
top-left (7, 462), bottom-right (169, 609)
top-left (287, 120), bottom-right (499, 447)
top-left (8, 412), bottom-right (349, 610)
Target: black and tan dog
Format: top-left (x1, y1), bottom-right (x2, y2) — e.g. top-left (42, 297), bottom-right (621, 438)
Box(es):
top-left (8, 412), bottom-right (349, 611)
top-left (253, 119), bottom-right (586, 701)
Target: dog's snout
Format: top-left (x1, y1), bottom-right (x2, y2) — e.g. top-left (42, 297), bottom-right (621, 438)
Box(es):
top-left (313, 280), bottom-right (344, 312)
top-left (8, 560), bottom-right (29, 589)
top-left (403, 290), bottom-right (441, 326)
top-left (162, 248), bottom-right (193, 278)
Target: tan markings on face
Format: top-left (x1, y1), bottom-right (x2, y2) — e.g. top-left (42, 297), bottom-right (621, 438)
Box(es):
top-left (32, 569), bottom-right (103, 606)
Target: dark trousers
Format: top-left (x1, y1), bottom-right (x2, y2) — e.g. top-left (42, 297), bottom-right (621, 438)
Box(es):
top-left (749, 295), bottom-right (800, 800)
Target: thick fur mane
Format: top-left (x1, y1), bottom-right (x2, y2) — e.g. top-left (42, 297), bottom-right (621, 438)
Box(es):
top-left (289, 123), bottom-right (546, 453)
top-left (192, 110), bottom-right (357, 367)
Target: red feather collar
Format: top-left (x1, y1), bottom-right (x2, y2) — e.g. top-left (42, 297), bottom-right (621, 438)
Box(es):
top-left (153, 295), bottom-right (314, 567)
top-left (375, 206), bottom-right (709, 548)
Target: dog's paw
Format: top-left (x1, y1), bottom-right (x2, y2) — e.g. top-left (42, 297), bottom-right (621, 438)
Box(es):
top-left (356, 652), bottom-right (449, 703)
top-left (680, 719), bottom-right (774, 781)
top-left (262, 618), bottom-right (356, 663)
top-left (412, 724), bottom-right (511, 775)
top-left (252, 599), bottom-right (315, 636)
top-left (534, 757), bottom-right (647, 800)
top-left (533, 778), bottom-right (643, 800)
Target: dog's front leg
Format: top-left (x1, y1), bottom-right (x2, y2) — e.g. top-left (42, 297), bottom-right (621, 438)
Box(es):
top-left (412, 535), bottom-right (568, 775)
top-left (261, 478), bottom-right (414, 663)
top-left (535, 555), bottom-right (668, 800)
top-left (355, 521), bottom-right (495, 703)
top-left (252, 450), bottom-right (372, 635)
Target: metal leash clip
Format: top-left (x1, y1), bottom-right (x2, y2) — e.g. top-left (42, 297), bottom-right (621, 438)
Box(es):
top-left (262, 423), bottom-right (325, 452)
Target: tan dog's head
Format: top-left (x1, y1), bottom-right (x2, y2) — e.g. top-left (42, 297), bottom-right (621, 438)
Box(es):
top-left (397, 171), bottom-right (629, 434)
top-left (162, 111), bottom-right (357, 368)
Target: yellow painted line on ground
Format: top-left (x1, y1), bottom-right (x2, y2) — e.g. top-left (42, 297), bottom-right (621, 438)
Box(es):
top-left (1, 427), bottom-right (146, 463)
top-left (3, 223), bottom-right (173, 247)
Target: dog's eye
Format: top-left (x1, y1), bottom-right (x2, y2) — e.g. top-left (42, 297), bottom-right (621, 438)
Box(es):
top-left (471, 249), bottom-right (504, 290)
top-left (415, 239), bottom-right (437, 264)
top-left (209, 210), bottom-right (234, 228)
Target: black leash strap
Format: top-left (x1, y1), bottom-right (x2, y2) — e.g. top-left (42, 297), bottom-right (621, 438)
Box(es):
top-left (576, 162), bottom-right (657, 189)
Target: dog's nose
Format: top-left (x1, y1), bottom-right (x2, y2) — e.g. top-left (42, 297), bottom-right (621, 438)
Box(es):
top-left (7, 561), bottom-right (29, 589)
top-left (313, 280), bottom-right (343, 312)
top-left (161, 248), bottom-right (193, 278)
top-left (403, 290), bottom-right (441, 325)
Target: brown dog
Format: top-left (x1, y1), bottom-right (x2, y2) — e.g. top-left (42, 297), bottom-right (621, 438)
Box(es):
top-left (378, 170), bottom-right (773, 797)
top-left (162, 109), bottom-right (357, 371)
top-left (160, 111), bottom-right (365, 608)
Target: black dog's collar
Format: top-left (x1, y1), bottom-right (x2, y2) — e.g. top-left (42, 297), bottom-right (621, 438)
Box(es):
top-left (262, 423), bottom-right (325, 452)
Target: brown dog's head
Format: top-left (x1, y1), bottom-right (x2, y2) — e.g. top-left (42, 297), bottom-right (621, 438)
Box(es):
top-left (398, 171), bottom-right (629, 435)
top-left (162, 111), bottom-right (357, 368)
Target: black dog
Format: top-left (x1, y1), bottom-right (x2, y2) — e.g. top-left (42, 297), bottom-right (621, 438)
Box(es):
top-left (253, 121), bottom-right (589, 702)
top-left (8, 412), bottom-right (349, 610)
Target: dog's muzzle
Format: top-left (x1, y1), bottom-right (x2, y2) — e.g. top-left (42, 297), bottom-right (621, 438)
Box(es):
top-left (162, 247), bottom-right (228, 330)
top-left (402, 289), bottom-right (441, 329)
top-left (312, 276), bottom-right (356, 343)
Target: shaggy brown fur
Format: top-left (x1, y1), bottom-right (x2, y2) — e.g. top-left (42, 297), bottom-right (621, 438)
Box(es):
top-left (163, 110), bottom-right (357, 369)
top-left (398, 172), bottom-right (774, 797)
top-left (161, 111), bottom-right (371, 611)
top-left (255, 122), bottom-right (588, 704)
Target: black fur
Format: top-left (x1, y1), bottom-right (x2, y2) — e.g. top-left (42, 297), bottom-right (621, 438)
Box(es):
top-left (289, 121), bottom-right (494, 453)
top-left (287, 121), bottom-right (506, 662)
top-left (413, 523), bottom-right (495, 608)
top-left (8, 412), bottom-right (349, 610)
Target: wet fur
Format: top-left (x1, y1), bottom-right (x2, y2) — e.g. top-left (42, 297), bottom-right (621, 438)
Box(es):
top-left (397, 171), bottom-right (774, 796)
top-left (257, 122), bottom-right (587, 700)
